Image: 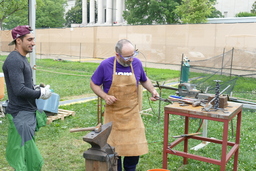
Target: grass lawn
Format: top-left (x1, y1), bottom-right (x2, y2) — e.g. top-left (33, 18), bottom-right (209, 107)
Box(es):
top-left (0, 56), bottom-right (255, 171)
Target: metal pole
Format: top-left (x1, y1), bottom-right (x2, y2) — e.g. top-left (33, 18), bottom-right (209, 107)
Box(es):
top-left (79, 43), bottom-right (82, 62)
top-left (29, 0), bottom-right (36, 84)
top-left (180, 54), bottom-right (184, 83)
top-left (112, 0), bottom-right (113, 26)
top-left (40, 42), bottom-right (42, 59)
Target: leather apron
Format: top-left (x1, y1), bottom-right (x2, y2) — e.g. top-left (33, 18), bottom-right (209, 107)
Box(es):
top-left (104, 59), bottom-right (148, 156)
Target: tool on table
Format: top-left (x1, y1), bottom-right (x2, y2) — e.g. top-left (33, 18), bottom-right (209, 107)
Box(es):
top-left (202, 84), bottom-right (230, 112)
top-left (178, 83), bottom-right (201, 98)
top-left (192, 99), bottom-right (203, 107)
top-left (70, 123), bottom-right (102, 133)
top-left (214, 80), bottom-right (221, 109)
top-left (156, 96), bottom-right (173, 103)
top-left (173, 132), bottom-right (201, 138)
top-left (169, 95), bottom-right (196, 104)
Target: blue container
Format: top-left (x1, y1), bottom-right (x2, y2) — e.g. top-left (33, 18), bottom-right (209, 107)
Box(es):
top-left (36, 92), bottom-right (60, 113)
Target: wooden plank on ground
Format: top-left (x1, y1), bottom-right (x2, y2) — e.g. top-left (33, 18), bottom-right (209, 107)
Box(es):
top-left (47, 109), bottom-right (75, 124)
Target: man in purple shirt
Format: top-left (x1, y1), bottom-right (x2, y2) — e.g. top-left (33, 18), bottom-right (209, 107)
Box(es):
top-left (90, 39), bottom-right (159, 171)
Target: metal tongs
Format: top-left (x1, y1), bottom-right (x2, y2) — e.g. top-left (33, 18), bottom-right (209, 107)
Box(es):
top-left (156, 96), bottom-right (173, 103)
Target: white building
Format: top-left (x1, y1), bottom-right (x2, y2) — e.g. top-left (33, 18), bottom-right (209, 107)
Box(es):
top-left (215, 0), bottom-right (255, 17)
top-left (68, 0), bottom-right (256, 27)
top-left (71, 0), bottom-right (126, 27)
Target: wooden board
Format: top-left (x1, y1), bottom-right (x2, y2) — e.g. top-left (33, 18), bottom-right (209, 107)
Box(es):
top-left (47, 109), bottom-right (75, 124)
top-left (0, 106), bottom-right (4, 117)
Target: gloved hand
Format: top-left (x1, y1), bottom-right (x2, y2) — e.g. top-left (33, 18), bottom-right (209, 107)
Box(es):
top-left (34, 85), bottom-right (41, 91)
top-left (40, 85), bottom-right (52, 100)
top-left (34, 83), bottom-right (45, 91)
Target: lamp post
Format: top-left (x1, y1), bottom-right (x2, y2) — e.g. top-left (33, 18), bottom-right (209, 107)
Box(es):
top-left (28, 0), bottom-right (36, 84)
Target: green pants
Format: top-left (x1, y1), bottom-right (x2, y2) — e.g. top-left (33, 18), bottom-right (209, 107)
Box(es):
top-left (6, 110), bottom-right (46, 171)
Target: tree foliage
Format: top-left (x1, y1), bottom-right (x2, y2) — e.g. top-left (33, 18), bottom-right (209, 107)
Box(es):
top-left (251, 1), bottom-right (256, 14)
top-left (0, 0), bottom-right (28, 29)
top-left (36, 0), bottom-right (67, 28)
top-left (207, 6), bottom-right (223, 18)
top-left (2, 0), bottom-right (66, 29)
top-left (236, 12), bottom-right (256, 17)
top-left (65, 0), bottom-right (82, 27)
top-left (235, 1), bottom-right (256, 17)
top-left (123, 0), bottom-right (182, 25)
top-left (174, 0), bottom-right (215, 24)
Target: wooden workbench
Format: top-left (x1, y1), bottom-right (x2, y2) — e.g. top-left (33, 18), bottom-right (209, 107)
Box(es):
top-left (163, 101), bottom-right (242, 171)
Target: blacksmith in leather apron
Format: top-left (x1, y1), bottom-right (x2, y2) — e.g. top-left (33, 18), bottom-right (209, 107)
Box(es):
top-left (104, 59), bottom-right (148, 157)
top-left (90, 39), bottom-right (159, 171)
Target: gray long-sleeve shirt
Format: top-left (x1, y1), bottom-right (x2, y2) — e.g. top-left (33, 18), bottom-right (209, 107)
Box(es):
top-left (2, 51), bottom-right (40, 115)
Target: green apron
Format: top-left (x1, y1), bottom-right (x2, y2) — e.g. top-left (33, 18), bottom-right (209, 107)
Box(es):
top-left (6, 110), bottom-right (46, 171)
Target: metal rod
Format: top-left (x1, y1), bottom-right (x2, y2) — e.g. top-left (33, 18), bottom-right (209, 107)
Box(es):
top-left (97, 96), bottom-right (102, 124)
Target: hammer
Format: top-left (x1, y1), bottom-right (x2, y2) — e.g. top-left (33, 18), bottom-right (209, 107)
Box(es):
top-left (70, 123), bottom-right (102, 133)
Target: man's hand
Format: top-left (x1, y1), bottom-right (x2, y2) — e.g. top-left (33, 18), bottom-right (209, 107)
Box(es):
top-left (103, 95), bottom-right (117, 105)
top-left (150, 89), bottom-right (159, 101)
top-left (40, 85), bottom-right (52, 100)
top-left (34, 83), bottom-right (46, 91)
top-left (34, 85), bottom-right (41, 91)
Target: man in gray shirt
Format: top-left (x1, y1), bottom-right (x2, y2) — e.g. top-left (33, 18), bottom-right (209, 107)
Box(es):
top-left (2, 25), bottom-right (52, 171)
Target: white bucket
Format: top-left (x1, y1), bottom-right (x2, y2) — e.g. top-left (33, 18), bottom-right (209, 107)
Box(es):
top-left (0, 73), bottom-right (4, 100)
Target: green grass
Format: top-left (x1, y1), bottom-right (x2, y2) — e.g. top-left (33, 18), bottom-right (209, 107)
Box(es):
top-left (0, 55), bottom-right (256, 170)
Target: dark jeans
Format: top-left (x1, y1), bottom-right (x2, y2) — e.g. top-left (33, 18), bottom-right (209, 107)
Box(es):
top-left (117, 156), bottom-right (140, 171)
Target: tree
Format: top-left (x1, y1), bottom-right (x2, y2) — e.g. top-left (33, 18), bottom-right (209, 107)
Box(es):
top-left (36, 0), bottom-right (67, 28)
top-left (2, 8), bottom-right (28, 30)
top-left (2, 0), bottom-right (66, 29)
top-left (65, 0), bottom-right (96, 27)
top-left (123, 0), bottom-right (182, 25)
top-left (207, 7), bottom-right (223, 18)
top-left (65, 0), bottom-right (83, 27)
top-left (0, 0), bottom-right (28, 29)
top-left (174, 0), bottom-right (215, 24)
top-left (251, 1), bottom-right (256, 14)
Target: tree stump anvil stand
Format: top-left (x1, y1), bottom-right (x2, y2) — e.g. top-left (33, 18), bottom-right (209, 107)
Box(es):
top-left (83, 122), bottom-right (118, 171)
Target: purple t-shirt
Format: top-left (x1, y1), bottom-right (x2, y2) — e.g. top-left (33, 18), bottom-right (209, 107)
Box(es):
top-left (91, 56), bottom-right (148, 93)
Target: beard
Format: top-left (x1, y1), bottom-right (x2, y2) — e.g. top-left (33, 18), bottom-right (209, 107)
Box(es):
top-left (117, 58), bottom-right (131, 67)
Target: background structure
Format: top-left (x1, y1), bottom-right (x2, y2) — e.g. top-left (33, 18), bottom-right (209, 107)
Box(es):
top-left (1, 23), bottom-right (256, 71)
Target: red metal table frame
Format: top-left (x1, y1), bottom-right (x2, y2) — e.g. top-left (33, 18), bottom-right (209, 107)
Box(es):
top-left (162, 102), bottom-right (242, 171)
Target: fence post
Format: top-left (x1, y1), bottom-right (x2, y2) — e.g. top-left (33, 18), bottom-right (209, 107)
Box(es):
top-left (221, 48), bottom-right (225, 75)
top-left (79, 43), bottom-right (82, 62)
top-left (230, 47), bottom-right (234, 78)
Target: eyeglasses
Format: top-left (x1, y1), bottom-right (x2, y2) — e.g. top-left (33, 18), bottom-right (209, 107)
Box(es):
top-left (119, 51), bottom-right (139, 61)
